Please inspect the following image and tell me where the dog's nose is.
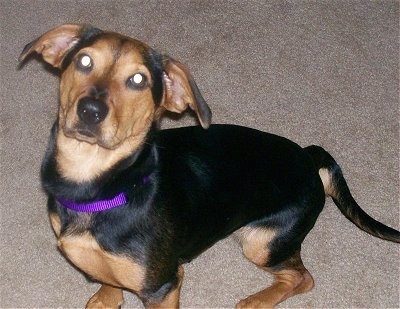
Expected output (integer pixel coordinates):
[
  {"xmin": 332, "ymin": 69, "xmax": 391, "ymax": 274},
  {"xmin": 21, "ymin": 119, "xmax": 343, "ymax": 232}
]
[{"xmin": 77, "ymin": 98, "xmax": 109, "ymax": 125}]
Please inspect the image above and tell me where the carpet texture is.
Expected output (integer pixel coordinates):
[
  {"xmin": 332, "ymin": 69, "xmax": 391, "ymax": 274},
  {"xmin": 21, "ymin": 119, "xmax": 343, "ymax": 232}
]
[{"xmin": 1, "ymin": 1, "xmax": 399, "ymax": 308}]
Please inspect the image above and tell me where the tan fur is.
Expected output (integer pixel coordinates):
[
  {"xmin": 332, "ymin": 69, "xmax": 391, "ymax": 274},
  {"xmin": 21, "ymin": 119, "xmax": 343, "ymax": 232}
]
[
  {"xmin": 55, "ymin": 129, "xmax": 150, "ymax": 183},
  {"xmin": 234, "ymin": 229, "xmax": 314, "ymax": 308},
  {"xmin": 58, "ymin": 36, "xmax": 154, "ymax": 147},
  {"xmin": 236, "ymin": 252, "xmax": 314, "ymax": 309},
  {"xmin": 55, "ymin": 37, "xmax": 156, "ymax": 182},
  {"xmin": 18, "ymin": 24, "xmax": 82, "ymax": 67},
  {"xmin": 234, "ymin": 226, "xmax": 276, "ymax": 267},
  {"xmin": 86, "ymin": 285, "xmax": 124, "ymax": 309},
  {"xmin": 58, "ymin": 232, "xmax": 146, "ymax": 294},
  {"xmin": 161, "ymin": 58, "xmax": 211, "ymax": 129},
  {"xmin": 236, "ymin": 269, "xmax": 314, "ymax": 308},
  {"xmin": 319, "ymin": 168, "xmax": 335, "ymax": 196}
]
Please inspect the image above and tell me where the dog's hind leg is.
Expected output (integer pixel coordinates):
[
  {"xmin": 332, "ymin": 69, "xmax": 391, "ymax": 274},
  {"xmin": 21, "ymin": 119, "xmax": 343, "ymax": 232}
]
[
  {"xmin": 86, "ymin": 284, "xmax": 124, "ymax": 309},
  {"xmin": 235, "ymin": 227, "xmax": 314, "ymax": 308},
  {"xmin": 237, "ymin": 250, "xmax": 313, "ymax": 308}
]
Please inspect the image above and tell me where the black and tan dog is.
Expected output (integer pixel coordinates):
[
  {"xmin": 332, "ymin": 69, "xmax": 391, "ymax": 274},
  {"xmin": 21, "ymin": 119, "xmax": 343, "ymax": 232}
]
[{"xmin": 19, "ymin": 24, "xmax": 399, "ymax": 308}]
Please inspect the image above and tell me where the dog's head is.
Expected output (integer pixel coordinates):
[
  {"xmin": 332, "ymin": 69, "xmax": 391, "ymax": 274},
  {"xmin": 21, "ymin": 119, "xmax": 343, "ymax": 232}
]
[{"xmin": 19, "ymin": 24, "xmax": 211, "ymax": 182}]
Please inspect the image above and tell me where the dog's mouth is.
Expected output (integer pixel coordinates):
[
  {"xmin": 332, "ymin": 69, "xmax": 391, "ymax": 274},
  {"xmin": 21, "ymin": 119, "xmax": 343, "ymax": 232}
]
[
  {"xmin": 77, "ymin": 129, "xmax": 96, "ymax": 138},
  {"xmin": 62, "ymin": 125, "xmax": 122, "ymax": 150},
  {"xmin": 63, "ymin": 126, "xmax": 99, "ymax": 145}
]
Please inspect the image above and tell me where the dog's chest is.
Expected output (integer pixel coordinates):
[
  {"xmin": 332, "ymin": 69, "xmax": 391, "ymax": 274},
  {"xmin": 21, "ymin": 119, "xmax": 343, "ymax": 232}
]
[
  {"xmin": 58, "ymin": 233, "xmax": 145, "ymax": 290},
  {"xmin": 51, "ymin": 212, "xmax": 146, "ymax": 293}
]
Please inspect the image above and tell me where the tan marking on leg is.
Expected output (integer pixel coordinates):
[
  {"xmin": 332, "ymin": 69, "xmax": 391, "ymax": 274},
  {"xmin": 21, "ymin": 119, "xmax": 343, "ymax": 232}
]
[
  {"xmin": 86, "ymin": 284, "xmax": 124, "ymax": 309},
  {"xmin": 58, "ymin": 232, "xmax": 145, "ymax": 294},
  {"xmin": 147, "ymin": 266, "xmax": 184, "ymax": 309},
  {"xmin": 49, "ymin": 212, "xmax": 61, "ymax": 237},
  {"xmin": 234, "ymin": 226, "xmax": 276, "ymax": 267},
  {"xmin": 236, "ymin": 251, "xmax": 314, "ymax": 309}
]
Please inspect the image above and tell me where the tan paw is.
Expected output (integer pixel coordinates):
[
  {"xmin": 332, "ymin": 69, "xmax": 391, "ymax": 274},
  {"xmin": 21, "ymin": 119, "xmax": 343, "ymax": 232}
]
[
  {"xmin": 236, "ymin": 295, "xmax": 274, "ymax": 309},
  {"xmin": 86, "ymin": 288, "xmax": 124, "ymax": 309}
]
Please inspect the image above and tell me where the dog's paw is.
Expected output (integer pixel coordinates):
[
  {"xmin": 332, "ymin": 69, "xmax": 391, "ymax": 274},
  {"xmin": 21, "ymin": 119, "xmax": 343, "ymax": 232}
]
[
  {"xmin": 86, "ymin": 287, "xmax": 124, "ymax": 309},
  {"xmin": 235, "ymin": 296, "xmax": 274, "ymax": 309}
]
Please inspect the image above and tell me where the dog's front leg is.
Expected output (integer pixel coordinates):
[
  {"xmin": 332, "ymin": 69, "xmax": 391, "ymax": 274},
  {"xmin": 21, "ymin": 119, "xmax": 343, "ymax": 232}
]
[
  {"xmin": 145, "ymin": 266, "xmax": 184, "ymax": 309},
  {"xmin": 86, "ymin": 284, "xmax": 124, "ymax": 309}
]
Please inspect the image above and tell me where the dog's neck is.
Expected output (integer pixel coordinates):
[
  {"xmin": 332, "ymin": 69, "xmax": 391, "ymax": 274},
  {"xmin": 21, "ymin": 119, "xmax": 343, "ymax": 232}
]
[
  {"xmin": 56, "ymin": 174, "xmax": 151, "ymax": 213},
  {"xmin": 41, "ymin": 123, "xmax": 158, "ymax": 203}
]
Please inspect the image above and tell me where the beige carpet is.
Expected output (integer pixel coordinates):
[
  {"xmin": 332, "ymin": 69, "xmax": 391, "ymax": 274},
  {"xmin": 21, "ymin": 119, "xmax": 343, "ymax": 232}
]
[{"xmin": 1, "ymin": 1, "xmax": 399, "ymax": 308}]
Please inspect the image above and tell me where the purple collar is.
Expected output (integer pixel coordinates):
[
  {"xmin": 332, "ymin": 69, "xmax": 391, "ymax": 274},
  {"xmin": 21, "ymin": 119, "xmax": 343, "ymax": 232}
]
[
  {"xmin": 57, "ymin": 192, "xmax": 128, "ymax": 212},
  {"xmin": 57, "ymin": 175, "xmax": 150, "ymax": 213}
]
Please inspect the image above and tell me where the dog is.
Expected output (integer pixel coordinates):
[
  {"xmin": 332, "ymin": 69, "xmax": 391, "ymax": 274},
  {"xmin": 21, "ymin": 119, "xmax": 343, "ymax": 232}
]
[{"xmin": 19, "ymin": 24, "xmax": 400, "ymax": 308}]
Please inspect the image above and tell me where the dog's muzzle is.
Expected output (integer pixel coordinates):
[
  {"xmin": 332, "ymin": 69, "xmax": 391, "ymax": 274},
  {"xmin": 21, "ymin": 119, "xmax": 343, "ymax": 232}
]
[{"xmin": 77, "ymin": 97, "xmax": 109, "ymax": 126}]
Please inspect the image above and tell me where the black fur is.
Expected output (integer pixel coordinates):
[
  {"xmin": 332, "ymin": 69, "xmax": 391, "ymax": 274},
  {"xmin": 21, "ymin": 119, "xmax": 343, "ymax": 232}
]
[
  {"xmin": 44, "ymin": 124, "xmax": 327, "ymax": 299},
  {"xmin": 144, "ymin": 49, "xmax": 164, "ymax": 105}
]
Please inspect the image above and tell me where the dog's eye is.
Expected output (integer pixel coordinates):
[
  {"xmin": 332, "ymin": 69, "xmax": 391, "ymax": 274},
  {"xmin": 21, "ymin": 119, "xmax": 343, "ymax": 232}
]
[
  {"xmin": 76, "ymin": 54, "xmax": 93, "ymax": 72},
  {"xmin": 127, "ymin": 73, "xmax": 148, "ymax": 90}
]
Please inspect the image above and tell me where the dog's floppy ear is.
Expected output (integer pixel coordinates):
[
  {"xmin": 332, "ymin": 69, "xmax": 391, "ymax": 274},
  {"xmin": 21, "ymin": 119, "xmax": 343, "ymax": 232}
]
[
  {"xmin": 161, "ymin": 57, "xmax": 212, "ymax": 129},
  {"xmin": 18, "ymin": 24, "xmax": 100, "ymax": 69}
]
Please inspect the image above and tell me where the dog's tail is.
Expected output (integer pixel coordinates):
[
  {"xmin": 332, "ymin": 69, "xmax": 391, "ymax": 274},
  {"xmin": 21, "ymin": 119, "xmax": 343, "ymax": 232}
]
[{"xmin": 304, "ymin": 145, "xmax": 400, "ymax": 243}]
